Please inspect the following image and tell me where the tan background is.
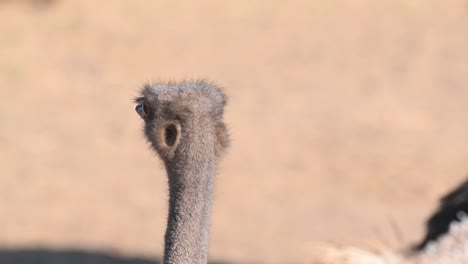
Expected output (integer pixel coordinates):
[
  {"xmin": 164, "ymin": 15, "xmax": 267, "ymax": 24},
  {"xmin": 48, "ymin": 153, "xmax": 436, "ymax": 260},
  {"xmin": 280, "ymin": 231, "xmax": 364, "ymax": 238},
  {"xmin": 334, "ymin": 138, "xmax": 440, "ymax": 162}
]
[{"xmin": 1, "ymin": 0, "xmax": 468, "ymax": 263}]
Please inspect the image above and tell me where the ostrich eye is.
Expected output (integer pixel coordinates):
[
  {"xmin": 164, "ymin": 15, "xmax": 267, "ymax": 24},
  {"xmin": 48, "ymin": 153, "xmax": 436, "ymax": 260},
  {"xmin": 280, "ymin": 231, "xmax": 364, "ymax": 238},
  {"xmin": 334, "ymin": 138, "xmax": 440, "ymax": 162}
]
[{"xmin": 135, "ymin": 103, "xmax": 148, "ymax": 118}]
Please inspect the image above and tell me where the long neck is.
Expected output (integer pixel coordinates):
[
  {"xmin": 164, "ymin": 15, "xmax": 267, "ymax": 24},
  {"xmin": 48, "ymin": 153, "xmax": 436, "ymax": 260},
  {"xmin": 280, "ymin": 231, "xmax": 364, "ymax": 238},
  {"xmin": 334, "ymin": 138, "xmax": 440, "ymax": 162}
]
[{"xmin": 163, "ymin": 123, "xmax": 217, "ymax": 264}]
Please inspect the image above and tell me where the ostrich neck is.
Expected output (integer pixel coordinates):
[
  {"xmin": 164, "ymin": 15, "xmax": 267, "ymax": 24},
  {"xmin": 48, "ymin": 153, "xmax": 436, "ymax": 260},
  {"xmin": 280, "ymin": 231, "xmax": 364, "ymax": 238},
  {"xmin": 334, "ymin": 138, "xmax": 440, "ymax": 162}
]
[{"xmin": 163, "ymin": 125, "xmax": 216, "ymax": 264}]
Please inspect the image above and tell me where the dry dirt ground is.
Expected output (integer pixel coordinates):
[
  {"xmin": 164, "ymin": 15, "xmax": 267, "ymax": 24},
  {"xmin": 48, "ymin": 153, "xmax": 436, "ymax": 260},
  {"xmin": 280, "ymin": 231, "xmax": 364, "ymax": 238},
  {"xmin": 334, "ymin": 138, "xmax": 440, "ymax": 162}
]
[{"xmin": 1, "ymin": 0, "xmax": 468, "ymax": 263}]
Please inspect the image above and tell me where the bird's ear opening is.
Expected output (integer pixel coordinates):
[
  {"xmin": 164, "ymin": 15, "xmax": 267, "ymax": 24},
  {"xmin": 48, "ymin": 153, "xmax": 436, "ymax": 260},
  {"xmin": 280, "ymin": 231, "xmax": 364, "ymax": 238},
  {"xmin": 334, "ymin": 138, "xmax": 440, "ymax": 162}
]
[{"xmin": 160, "ymin": 122, "xmax": 181, "ymax": 150}]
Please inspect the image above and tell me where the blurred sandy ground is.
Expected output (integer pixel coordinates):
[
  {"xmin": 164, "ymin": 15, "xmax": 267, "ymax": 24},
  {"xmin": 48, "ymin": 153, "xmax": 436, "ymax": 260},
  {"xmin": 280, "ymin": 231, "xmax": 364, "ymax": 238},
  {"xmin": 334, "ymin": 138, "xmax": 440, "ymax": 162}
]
[{"xmin": 1, "ymin": 0, "xmax": 468, "ymax": 263}]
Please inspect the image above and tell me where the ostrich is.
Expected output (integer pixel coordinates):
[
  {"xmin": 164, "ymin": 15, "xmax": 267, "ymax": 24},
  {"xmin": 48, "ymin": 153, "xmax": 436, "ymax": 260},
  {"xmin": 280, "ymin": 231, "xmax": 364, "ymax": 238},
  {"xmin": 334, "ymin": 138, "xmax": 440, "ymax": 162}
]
[
  {"xmin": 134, "ymin": 80, "xmax": 229, "ymax": 264},
  {"xmin": 133, "ymin": 80, "xmax": 468, "ymax": 263}
]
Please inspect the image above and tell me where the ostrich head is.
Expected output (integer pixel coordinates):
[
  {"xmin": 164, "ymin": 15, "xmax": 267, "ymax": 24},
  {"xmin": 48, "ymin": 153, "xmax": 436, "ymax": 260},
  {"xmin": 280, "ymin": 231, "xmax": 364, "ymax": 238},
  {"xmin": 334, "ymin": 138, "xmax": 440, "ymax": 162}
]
[{"xmin": 135, "ymin": 80, "xmax": 229, "ymax": 161}]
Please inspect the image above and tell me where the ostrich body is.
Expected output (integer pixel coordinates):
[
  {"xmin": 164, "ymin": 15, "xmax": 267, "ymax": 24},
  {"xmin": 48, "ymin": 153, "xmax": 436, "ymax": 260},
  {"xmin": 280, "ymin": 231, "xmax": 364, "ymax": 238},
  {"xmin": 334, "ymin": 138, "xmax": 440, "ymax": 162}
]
[
  {"xmin": 415, "ymin": 178, "xmax": 468, "ymax": 251},
  {"xmin": 135, "ymin": 80, "xmax": 229, "ymax": 264}
]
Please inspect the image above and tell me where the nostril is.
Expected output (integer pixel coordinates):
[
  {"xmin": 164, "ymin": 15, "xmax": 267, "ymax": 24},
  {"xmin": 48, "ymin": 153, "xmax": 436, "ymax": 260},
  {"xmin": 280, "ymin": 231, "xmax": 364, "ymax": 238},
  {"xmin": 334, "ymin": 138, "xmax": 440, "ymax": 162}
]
[{"xmin": 164, "ymin": 124, "xmax": 178, "ymax": 147}]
